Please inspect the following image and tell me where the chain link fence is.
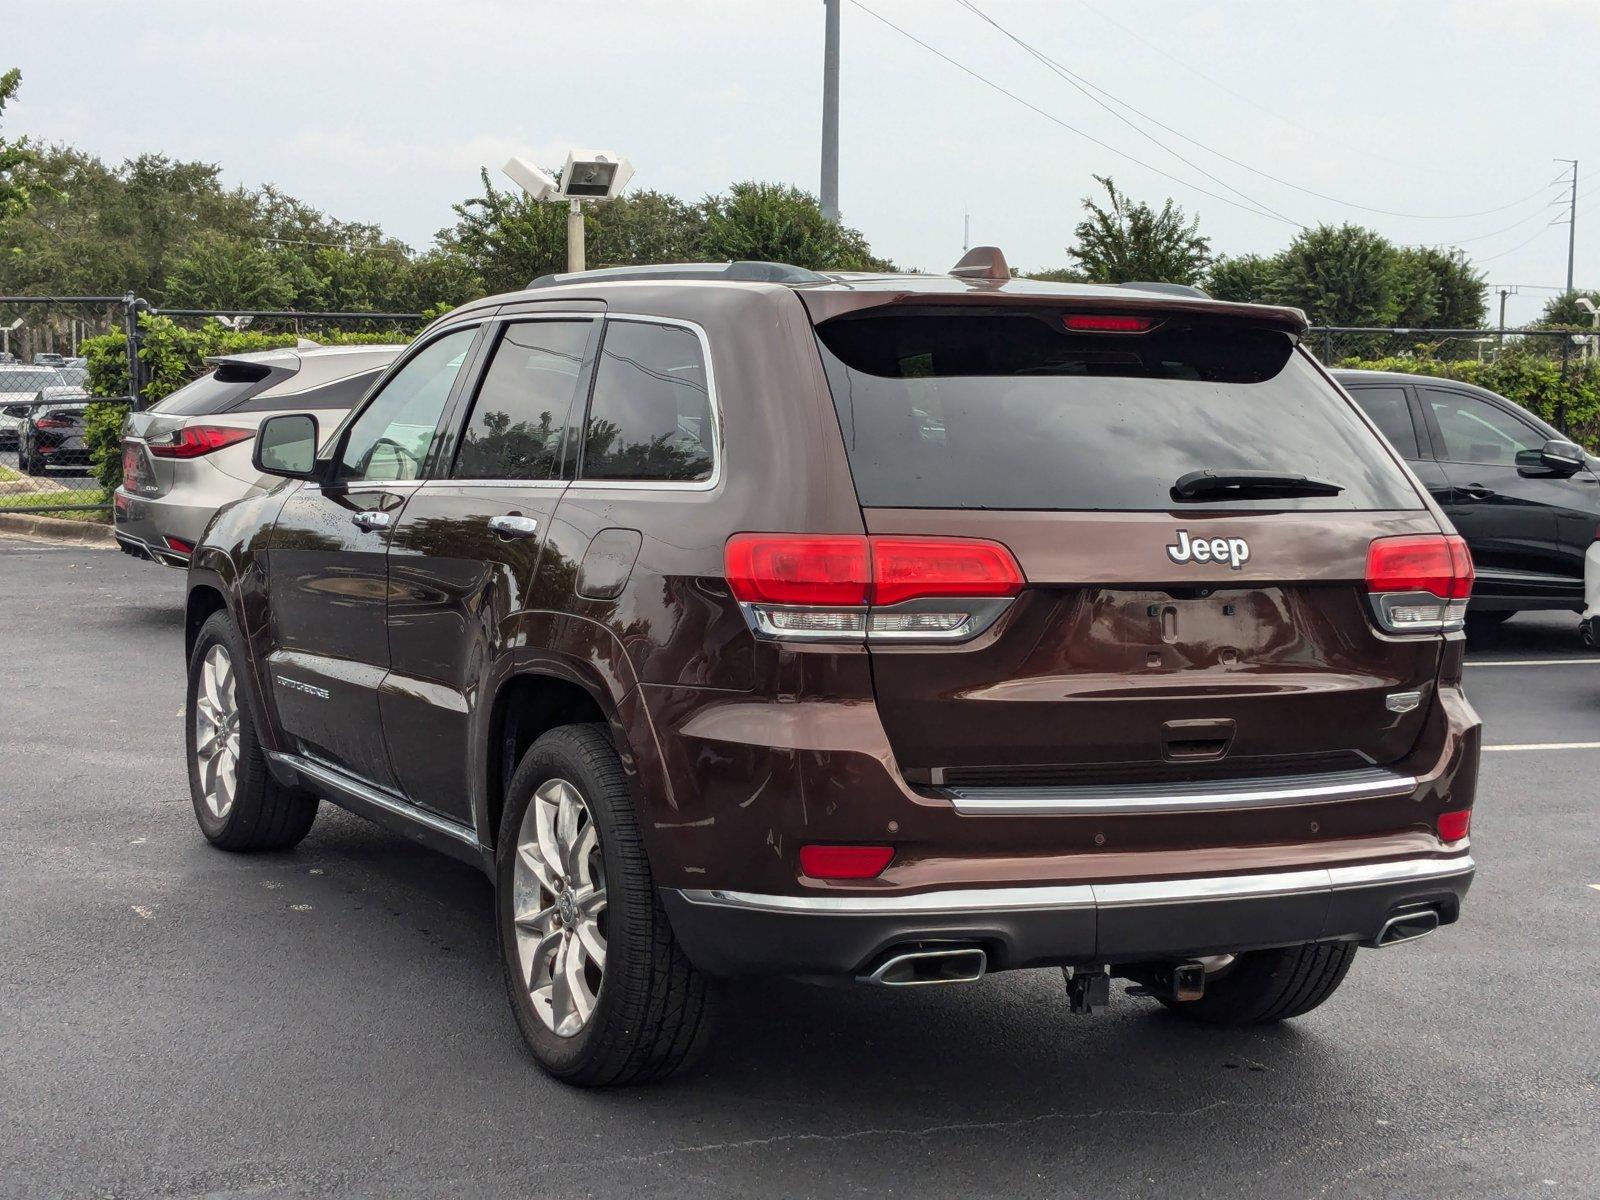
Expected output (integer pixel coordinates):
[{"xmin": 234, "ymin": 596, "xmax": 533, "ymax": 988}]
[
  {"xmin": 0, "ymin": 296, "xmax": 422, "ymax": 521},
  {"xmin": 1310, "ymin": 325, "xmax": 1596, "ymax": 368}
]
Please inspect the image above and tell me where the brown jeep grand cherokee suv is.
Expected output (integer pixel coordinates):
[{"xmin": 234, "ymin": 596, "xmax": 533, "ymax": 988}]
[{"xmin": 181, "ymin": 254, "xmax": 1479, "ymax": 1086}]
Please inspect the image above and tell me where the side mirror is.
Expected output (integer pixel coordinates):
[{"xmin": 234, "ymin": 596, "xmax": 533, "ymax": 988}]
[
  {"xmin": 254, "ymin": 413, "xmax": 321, "ymax": 480},
  {"xmin": 1516, "ymin": 438, "xmax": 1585, "ymax": 477}
]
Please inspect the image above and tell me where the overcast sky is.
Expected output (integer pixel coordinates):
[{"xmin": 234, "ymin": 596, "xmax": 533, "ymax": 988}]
[{"xmin": 8, "ymin": 0, "xmax": 1598, "ymax": 324}]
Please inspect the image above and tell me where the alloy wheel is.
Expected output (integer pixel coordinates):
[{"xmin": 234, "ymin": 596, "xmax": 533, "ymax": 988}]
[
  {"xmin": 512, "ymin": 777, "xmax": 608, "ymax": 1037},
  {"xmin": 193, "ymin": 643, "xmax": 241, "ymax": 819}
]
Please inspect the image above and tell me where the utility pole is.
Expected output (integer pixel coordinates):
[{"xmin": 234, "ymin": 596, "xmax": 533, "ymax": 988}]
[
  {"xmin": 821, "ymin": 0, "xmax": 840, "ymax": 222},
  {"xmin": 963, "ymin": 208, "xmax": 970, "ymax": 252},
  {"xmin": 1557, "ymin": 158, "xmax": 1578, "ymax": 294}
]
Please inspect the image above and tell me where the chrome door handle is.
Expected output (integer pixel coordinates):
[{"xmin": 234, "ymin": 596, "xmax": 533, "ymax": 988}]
[
  {"xmin": 351, "ymin": 510, "xmax": 393, "ymax": 532},
  {"xmin": 488, "ymin": 514, "xmax": 540, "ymax": 539}
]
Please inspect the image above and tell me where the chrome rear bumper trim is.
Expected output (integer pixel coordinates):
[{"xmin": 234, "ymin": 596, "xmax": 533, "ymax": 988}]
[
  {"xmin": 676, "ymin": 854, "xmax": 1474, "ymax": 917},
  {"xmin": 946, "ymin": 766, "xmax": 1418, "ymax": 816}
]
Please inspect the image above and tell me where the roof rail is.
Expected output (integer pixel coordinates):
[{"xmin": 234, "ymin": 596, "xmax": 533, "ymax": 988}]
[
  {"xmin": 1118, "ymin": 281, "xmax": 1211, "ymax": 299},
  {"xmin": 526, "ymin": 261, "xmax": 830, "ymax": 289}
]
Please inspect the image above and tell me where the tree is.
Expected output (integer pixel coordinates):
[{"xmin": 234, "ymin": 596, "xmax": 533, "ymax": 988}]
[
  {"xmin": 0, "ymin": 68, "xmax": 32, "ymax": 221},
  {"xmin": 1206, "ymin": 254, "xmax": 1277, "ymax": 303},
  {"xmin": 1022, "ymin": 266, "xmax": 1089, "ymax": 283},
  {"xmin": 1269, "ymin": 223, "xmax": 1400, "ymax": 326},
  {"xmin": 1392, "ymin": 246, "xmax": 1486, "ymax": 328},
  {"xmin": 700, "ymin": 182, "xmax": 891, "ymax": 270},
  {"xmin": 165, "ymin": 231, "xmax": 296, "ymax": 310},
  {"xmin": 1538, "ymin": 290, "xmax": 1600, "ymax": 328},
  {"xmin": 1066, "ymin": 176, "xmax": 1210, "ymax": 284}
]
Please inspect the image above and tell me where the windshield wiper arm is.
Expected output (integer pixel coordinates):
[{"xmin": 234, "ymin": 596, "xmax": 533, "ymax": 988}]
[{"xmin": 1171, "ymin": 469, "xmax": 1344, "ymax": 502}]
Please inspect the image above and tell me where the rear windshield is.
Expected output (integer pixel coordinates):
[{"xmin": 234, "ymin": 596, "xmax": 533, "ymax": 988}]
[
  {"xmin": 816, "ymin": 310, "xmax": 1421, "ymax": 512},
  {"xmin": 150, "ymin": 365, "xmax": 274, "ymax": 417}
]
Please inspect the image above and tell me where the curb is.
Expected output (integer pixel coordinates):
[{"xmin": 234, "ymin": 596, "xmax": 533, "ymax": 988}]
[{"xmin": 0, "ymin": 511, "xmax": 117, "ymax": 547}]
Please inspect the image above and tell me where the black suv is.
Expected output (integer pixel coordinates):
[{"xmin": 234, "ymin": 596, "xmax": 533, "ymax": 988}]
[
  {"xmin": 180, "ymin": 257, "xmax": 1479, "ymax": 1086},
  {"xmin": 1337, "ymin": 369, "xmax": 1599, "ymax": 630}
]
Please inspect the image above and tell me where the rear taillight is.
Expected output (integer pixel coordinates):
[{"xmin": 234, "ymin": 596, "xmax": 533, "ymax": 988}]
[
  {"xmin": 147, "ymin": 425, "xmax": 254, "ymax": 459},
  {"xmin": 799, "ymin": 844, "xmax": 894, "ymax": 880},
  {"xmin": 725, "ymin": 533, "xmax": 1024, "ymax": 644},
  {"xmin": 1365, "ymin": 534, "xmax": 1474, "ymax": 634},
  {"xmin": 35, "ymin": 416, "xmax": 71, "ymax": 430},
  {"xmin": 163, "ymin": 535, "xmax": 194, "ymax": 555}
]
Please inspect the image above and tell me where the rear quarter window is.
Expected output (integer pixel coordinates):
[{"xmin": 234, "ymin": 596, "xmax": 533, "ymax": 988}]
[
  {"xmin": 150, "ymin": 364, "xmax": 275, "ymax": 417},
  {"xmin": 816, "ymin": 309, "xmax": 1422, "ymax": 512}
]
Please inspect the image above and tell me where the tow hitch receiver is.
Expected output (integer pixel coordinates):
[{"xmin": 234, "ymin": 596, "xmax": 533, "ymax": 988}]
[
  {"xmin": 1063, "ymin": 965, "xmax": 1111, "ymax": 1014},
  {"xmin": 1125, "ymin": 961, "xmax": 1207, "ymax": 1002}
]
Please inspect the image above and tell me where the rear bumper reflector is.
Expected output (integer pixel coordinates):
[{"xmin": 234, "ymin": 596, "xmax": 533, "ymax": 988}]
[{"xmin": 941, "ymin": 765, "xmax": 1417, "ymax": 816}]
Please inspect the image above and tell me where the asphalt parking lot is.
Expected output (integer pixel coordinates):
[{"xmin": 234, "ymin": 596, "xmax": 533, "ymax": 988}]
[{"xmin": 2, "ymin": 534, "xmax": 1596, "ymax": 1200}]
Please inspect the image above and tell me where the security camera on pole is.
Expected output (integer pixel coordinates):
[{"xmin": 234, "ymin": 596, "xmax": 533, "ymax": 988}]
[{"xmin": 503, "ymin": 150, "xmax": 636, "ymax": 274}]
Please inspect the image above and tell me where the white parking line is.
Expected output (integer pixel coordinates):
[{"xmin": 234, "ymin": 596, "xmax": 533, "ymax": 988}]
[
  {"xmin": 1468, "ymin": 658, "xmax": 1600, "ymax": 667},
  {"xmin": 1588, "ymin": 884, "xmax": 1600, "ymax": 893},
  {"xmin": 1483, "ymin": 741, "xmax": 1600, "ymax": 752}
]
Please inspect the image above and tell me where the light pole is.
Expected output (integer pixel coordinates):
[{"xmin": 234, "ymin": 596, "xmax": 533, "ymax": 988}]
[
  {"xmin": 1576, "ymin": 297, "xmax": 1598, "ymax": 361},
  {"xmin": 821, "ymin": 0, "xmax": 840, "ymax": 221},
  {"xmin": 504, "ymin": 150, "xmax": 635, "ymax": 274}
]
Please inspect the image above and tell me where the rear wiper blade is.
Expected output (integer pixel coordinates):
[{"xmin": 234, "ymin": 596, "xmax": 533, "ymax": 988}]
[{"xmin": 1171, "ymin": 469, "xmax": 1344, "ymax": 501}]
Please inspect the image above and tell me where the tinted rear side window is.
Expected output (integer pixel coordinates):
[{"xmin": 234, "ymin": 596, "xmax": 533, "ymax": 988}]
[
  {"xmin": 150, "ymin": 365, "xmax": 274, "ymax": 417},
  {"xmin": 580, "ymin": 320, "xmax": 714, "ymax": 483},
  {"xmin": 816, "ymin": 311, "xmax": 1421, "ymax": 512},
  {"xmin": 1345, "ymin": 385, "xmax": 1421, "ymax": 459}
]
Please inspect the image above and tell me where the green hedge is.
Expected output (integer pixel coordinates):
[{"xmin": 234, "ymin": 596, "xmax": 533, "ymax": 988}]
[
  {"xmin": 82, "ymin": 315, "xmax": 413, "ymax": 492},
  {"xmin": 1336, "ymin": 351, "xmax": 1600, "ymax": 451}
]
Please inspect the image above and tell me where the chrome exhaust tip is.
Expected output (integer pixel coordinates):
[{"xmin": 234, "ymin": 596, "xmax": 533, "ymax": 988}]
[
  {"xmin": 859, "ymin": 947, "xmax": 987, "ymax": 987},
  {"xmin": 1368, "ymin": 907, "xmax": 1441, "ymax": 948}
]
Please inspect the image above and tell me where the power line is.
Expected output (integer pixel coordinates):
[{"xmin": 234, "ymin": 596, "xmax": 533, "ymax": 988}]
[
  {"xmin": 1072, "ymin": 0, "xmax": 1528, "ymax": 185},
  {"xmin": 1474, "ymin": 222, "xmax": 1562, "ymax": 264},
  {"xmin": 950, "ymin": 0, "xmax": 1299, "ymax": 225},
  {"xmin": 955, "ymin": 0, "xmax": 1558, "ymax": 223},
  {"xmin": 846, "ymin": 0, "xmax": 1299, "ymax": 226}
]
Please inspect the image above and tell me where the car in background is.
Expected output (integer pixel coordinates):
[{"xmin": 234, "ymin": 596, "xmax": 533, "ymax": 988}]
[
  {"xmin": 0, "ymin": 365, "xmax": 65, "ymax": 450},
  {"xmin": 54, "ymin": 362, "xmax": 89, "ymax": 388},
  {"xmin": 1335, "ymin": 369, "xmax": 1600, "ymax": 633},
  {"xmin": 17, "ymin": 386, "xmax": 91, "ymax": 475},
  {"xmin": 115, "ymin": 343, "xmax": 403, "ymax": 566},
  {"xmin": 31, "ymin": 352, "xmax": 66, "ymax": 368}
]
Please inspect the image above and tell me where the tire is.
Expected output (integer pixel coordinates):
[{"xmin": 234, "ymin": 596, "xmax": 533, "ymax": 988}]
[
  {"xmin": 24, "ymin": 447, "xmax": 45, "ymax": 476},
  {"xmin": 495, "ymin": 723, "xmax": 712, "ymax": 1086},
  {"xmin": 1156, "ymin": 940, "xmax": 1357, "ymax": 1026},
  {"xmin": 185, "ymin": 610, "xmax": 319, "ymax": 851},
  {"xmin": 1582, "ymin": 617, "xmax": 1598, "ymax": 649}
]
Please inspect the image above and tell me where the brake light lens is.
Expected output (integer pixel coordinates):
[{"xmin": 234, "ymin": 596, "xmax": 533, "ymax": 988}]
[
  {"xmin": 1365, "ymin": 534, "xmax": 1474, "ymax": 634},
  {"xmin": 163, "ymin": 535, "xmax": 194, "ymax": 555},
  {"xmin": 1062, "ymin": 313, "xmax": 1158, "ymax": 333},
  {"xmin": 35, "ymin": 416, "xmax": 72, "ymax": 430},
  {"xmin": 147, "ymin": 425, "xmax": 254, "ymax": 459},
  {"xmin": 726, "ymin": 534, "xmax": 1025, "ymax": 644},
  {"xmin": 725, "ymin": 535, "xmax": 870, "ymax": 606},
  {"xmin": 871, "ymin": 538, "xmax": 1025, "ymax": 606},
  {"xmin": 1437, "ymin": 809, "xmax": 1471, "ymax": 842},
  {"xmin": 799, "ymin": 844, "xmax": 895, "ymax": 880}
]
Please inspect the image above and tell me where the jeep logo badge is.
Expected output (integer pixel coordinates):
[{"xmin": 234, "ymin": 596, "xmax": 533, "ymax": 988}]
[{"xmin": 1166, "ymin": 530, "xmax": 1250, "ymax": 570}]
